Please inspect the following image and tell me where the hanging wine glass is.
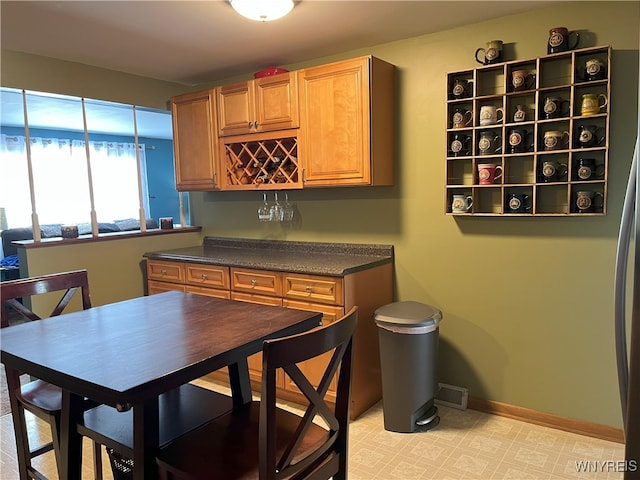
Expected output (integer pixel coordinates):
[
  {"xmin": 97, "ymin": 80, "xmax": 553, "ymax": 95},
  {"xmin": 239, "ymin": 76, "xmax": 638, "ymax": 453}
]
[
  {"xmin": 257, "ymin": 192, "xmax": 271, "ymax": 221},
  {"xmin": 269, "ymin": 192, "xmax": 284, "ymax": 222},
  {"xmin": 282, "ymin": 192, "xmax": 294, "ymax": 222}
]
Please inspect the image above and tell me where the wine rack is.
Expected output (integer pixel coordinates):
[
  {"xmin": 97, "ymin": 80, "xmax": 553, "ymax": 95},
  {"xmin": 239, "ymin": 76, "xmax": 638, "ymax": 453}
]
[{"xmin": 222, "ymin": 134, "xmax": 302, "ymax": 190}]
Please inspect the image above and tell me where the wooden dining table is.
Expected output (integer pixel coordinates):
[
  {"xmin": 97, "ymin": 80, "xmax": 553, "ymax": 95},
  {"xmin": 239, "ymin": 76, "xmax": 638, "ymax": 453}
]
[{"xmin": 0, "ymin": 290, "xmax": 322, "ymax": 479}]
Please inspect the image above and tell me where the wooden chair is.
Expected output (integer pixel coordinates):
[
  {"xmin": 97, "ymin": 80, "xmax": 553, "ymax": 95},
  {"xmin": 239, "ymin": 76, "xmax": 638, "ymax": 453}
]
[
  {"xmin": 155, "ymin": 306, "xmax": 358, "ymax": 480},
  {"xmin": 1, "ymin": 269, "xmax": 103, "ymax": 480}
]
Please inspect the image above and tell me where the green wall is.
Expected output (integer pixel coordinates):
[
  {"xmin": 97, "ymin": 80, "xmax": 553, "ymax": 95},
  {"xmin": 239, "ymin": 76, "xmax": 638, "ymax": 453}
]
[{"xmin": 3, "ymin": 2, "xmax": 638, "ymax": 429}]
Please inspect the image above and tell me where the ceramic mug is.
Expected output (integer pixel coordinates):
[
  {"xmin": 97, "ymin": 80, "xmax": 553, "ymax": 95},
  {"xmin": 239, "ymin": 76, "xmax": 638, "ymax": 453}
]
[
  {"xmin": 574, "ymin": 157, "xmax": 604, "ymax": 181},
  {"xmin": 547, "ymin": 27, "xmax": 579, "ymax": 54},
  {"xmin": 511, "ymin": 70, "xmax": 535, "ymax": 92},
  {"xmin": 451, "ymin": 108, "xmax": 473, "ymax": 128},
  {"xmin": 584, "ymin": 58, "xmax": 606, "ymax": 81},
  {"xmin": 543, "ymin": 97, "xmax": 570, "ymax": 119},
  {"xmin": 451, "ymin": 194, "xmax": 473, "ymax": 213},
  {"xmin": 575, "ymin": 125, "xmax": 606, "ymax": 148},
  {"xmin": 451, "ymin": 78, "xmax": 473, "ymax": 99},
  {"xmin": 477, "ymin": 163, "xmax": 503, "ymax": 185},
  {"xmin": 479, "ymin": 105, "xmax": 504, "ymax": 126},
  {"xmin": 477, "ymin": 131, "xmax": 502, "ymax": 155},
  {"xmin": 508, "ymin": 128, "xmax": 531, "ymax": 154},
  {"xmin": 543, "ymin": 130, "xmax": 570, "ymax": 151},
  {"xmin": 475, "ymin": 40, "xmax": 503, "ymax": 65},
  {"xmin": 450, "ymin": 133, "xmax": 472, "ymax": 156},
  {"xmin": 513, "ymin": 104, "xmax": 527, "ymax": 123},
  {"xmin": 506, "ymin": 193, "xmax": 531, "ymax": 213},
  {"xmin": 575, "ymin": 190, "xmax": 604, "ymax": 213},
  {"xmin": 541, "ymin": 160, "xmax": 568, "ymax": 182},
  {"xmin": 581, "ymin": 93, "xmax": 608, "ymax": 116}
]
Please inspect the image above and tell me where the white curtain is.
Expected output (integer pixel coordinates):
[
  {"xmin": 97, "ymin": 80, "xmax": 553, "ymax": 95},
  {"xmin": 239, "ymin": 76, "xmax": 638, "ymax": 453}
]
[{"xmin": 0, "ymin": 134, "xmax": 149, "ymax": 228}]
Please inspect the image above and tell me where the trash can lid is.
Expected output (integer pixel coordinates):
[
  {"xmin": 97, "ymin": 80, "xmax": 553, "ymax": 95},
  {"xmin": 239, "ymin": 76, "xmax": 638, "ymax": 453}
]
[{"xmin": 374, "ymin": 301, "xmax": 442, "ymax": 328}]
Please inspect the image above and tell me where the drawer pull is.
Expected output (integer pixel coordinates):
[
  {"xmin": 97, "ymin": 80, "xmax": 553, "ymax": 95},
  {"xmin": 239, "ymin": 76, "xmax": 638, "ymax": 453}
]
[
  {"xmin": 161, "ymin": 269, "xmax": 167, "ymax": 275},
  {"xmin": 305, "ymin": 285, "xmax": 312, "ymax": 293},
  {"xmin": 251, "ymin": 279, "xmax": 257, "ymax": 287},
  {"xmin": 201, "ymin": 273, "xmax": 207, "ymax": 280}
]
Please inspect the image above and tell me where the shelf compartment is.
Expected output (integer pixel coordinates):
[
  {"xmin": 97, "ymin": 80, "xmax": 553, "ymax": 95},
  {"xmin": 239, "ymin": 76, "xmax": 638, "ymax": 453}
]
[
  {"xmin": 475, "ymin": 187, "xmax": 503, "ymax": 214},
  {"xmin": 535, "ymin": 184, "xmax": 569, "ymax": 214},
  {"xmin": 446, "ymin": 159, "xmax": 474, "ymax": 186},
  {"xmin": 504, "ymin": 155, "xmax": 535, "ymax": 184}
]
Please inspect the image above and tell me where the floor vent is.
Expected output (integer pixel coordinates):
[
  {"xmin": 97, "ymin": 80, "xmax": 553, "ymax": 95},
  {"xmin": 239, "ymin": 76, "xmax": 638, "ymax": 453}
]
[{"xmin": 435, "ymin": 383, "xmax": 468, "ymax": 410}]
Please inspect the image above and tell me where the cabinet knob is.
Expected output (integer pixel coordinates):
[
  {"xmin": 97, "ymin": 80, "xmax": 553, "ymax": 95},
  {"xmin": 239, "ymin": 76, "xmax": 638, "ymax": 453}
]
[
  {"xmin": 160, "ymin": 269, "xmax": 167, "ymax": 275},
  {"xmin": 305, "ymin": 285, "xmax": 312, "ymax": 293},
  {"xmin": 201, "ymin": 273, "xmax": 207, "ymax": 280},
  {"xmin": 251, "ymin": 279, "xmax": 257, "ymax": 286},
  {"xmin": 247, "ymin": 121, "xmax": 254, "ymax": 129},
  {"xmin": 254, "ymin": 121, "xmax": 259, "ymax": 129}
]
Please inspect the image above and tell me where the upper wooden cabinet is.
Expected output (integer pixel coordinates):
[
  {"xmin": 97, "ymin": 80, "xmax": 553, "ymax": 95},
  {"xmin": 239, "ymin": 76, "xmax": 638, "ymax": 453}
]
[
  {"xmin": 217, "ymin": 72, "xmax": 299, "ymax": 137},
  {"xmin": 298, "ymin": 56, "xmax": 395, "ymax": 187},
  {"xmin": 170, "ymin": 89, "xmax": 219, "ymax": 191},
  {"xmin": 170, "ymin": 57, "xmax": 395, "ymax": 191}
]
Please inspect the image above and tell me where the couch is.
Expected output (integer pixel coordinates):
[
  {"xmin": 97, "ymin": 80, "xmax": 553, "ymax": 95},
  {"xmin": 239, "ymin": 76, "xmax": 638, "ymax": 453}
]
[{"xmin": 0, "ymin": 218, "xmax": 159, "ymax": 261}]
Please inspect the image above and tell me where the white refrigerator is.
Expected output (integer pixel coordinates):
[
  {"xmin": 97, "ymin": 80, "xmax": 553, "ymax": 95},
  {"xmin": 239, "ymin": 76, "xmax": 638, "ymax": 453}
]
[{"xmin": 614, "ymin": 49, "xmax": 640, "ymax": 478}]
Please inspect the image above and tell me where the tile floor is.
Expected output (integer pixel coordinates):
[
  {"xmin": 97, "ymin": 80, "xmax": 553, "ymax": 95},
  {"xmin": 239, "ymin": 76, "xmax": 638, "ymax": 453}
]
[{"xmin": 0, "ymin": 378, "xmax": 626, "ymax": 479}]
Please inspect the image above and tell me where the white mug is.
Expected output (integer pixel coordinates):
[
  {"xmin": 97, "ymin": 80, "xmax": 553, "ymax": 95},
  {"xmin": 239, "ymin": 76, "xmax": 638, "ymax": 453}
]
[
  {"xmin": 451, "ymin": 194, "xmax": 473, "ymax": 213},
  {"xmin": 479, "ymin": 105, "xmax": 504, "ymax": 126}
]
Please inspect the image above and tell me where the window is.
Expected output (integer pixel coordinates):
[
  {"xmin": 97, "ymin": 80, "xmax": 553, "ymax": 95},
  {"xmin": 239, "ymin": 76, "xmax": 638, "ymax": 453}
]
[{"xmin": 0, "ymin": 88, "xmax": 187, "ymax": 234}]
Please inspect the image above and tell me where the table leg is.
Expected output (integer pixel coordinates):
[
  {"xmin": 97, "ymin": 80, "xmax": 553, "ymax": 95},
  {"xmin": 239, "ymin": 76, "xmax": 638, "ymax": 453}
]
[
  {"xmin": 132, "ymin": 397, "xmax": 160, "ymax": 480},
  {"xmin": 60, "ymin": 390, "xmax": 84, "ymax": 480},
  {"xmin": 228, "ymin": 358, "xmax": 252, "ymax": 406}
]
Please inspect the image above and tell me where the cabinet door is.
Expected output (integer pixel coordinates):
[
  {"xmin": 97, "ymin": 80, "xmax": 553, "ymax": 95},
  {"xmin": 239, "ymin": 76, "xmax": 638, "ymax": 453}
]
[
  {"xmin": 170, "ymin": 90, "xmax": 219, "ymax": 191},
  {"xmin": 254, "ymin": 73, "xmax": 299, "ymax": 132},
  {"xmin": 282, "ymin": 300, "xmax": 345, "ymax": 401},
  {"xmin": 218, "ymin": 73, "xmax": 299, "ymax": 137},
  {"xmin": 299, "ymin": 56, "xmax": 394, "ymax": 187},
  {"xmin": 217, "ymin": 82, "xmax": 253, "ymax": 137}
]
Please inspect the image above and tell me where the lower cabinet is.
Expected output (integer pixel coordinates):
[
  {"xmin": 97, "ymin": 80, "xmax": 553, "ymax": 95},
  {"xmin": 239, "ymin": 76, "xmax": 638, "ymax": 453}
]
[{"xmin": 146, "ymin": 259, "xmax": 392, "ymax": 419}]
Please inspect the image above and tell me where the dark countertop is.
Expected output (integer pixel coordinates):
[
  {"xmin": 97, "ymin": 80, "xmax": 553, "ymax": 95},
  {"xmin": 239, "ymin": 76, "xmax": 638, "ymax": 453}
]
[{"xmin": 143, "ymin": 237, "xmax": 394, "ymax": 276}]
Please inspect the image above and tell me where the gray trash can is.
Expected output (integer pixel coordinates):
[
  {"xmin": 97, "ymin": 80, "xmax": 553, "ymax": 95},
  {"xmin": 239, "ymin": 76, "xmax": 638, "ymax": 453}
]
[{"xmin": 375, "ymin": 301, "xmax": 442, "ymax": 433}]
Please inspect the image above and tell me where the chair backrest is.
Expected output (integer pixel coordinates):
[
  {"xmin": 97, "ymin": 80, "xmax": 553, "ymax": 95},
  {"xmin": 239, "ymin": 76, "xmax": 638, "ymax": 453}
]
[
  {"xmin": 260, "ymin": 306, "xmax": 358, "ymax": 480},
  {"xmin": 1, "ymin": 269, "xmax": 92, "ymax": 327}
]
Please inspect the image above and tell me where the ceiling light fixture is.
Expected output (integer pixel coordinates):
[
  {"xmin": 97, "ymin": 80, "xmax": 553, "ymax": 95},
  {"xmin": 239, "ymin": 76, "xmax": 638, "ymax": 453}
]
[{"xmin": 230, "ymin": 0, "xmax": 295, "ymax": 22}]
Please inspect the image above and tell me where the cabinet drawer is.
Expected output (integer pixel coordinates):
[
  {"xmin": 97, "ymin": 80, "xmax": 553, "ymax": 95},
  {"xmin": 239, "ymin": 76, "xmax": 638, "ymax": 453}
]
[
  {"xmin": 148, "ymin": 280, "xmax": 185, "ymax": 295},
  {"xmin": 283, "ymin": 274, "xmax": 343, "ymax": 306},
  {"xmin": 282, "ymin": 299, "xmax": 344, "ymax": 326},
  {"xmin": 231, "ymin": 268, "xmax": 282, "ymax": 296},
  {"xmin": 147, "ymin": 260, "xmax": 185, "ymax": 284},
  {"xmin": 186, "ymin": 285, "xmax": 231, "ymax": 300},
  {"xmin": 231, "ymin": 291, "xmax": 283, "ymax": 306},
  {"xmin": 186, "ymin": 264, "xmax": 230, "ymax": 289}
]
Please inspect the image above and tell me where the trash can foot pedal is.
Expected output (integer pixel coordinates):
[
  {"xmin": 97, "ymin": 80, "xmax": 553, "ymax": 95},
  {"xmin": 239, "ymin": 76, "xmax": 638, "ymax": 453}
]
[{"xmin": 416, "ymin": 406, "xmax": 439, "ymax": 430}]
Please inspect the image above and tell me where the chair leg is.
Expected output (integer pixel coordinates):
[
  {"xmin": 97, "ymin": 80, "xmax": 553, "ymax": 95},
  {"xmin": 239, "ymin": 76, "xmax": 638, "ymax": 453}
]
[
  {"xmin": 6, "ymin": 369, "xmax": 32, "ymax": 480},
  {"xmin": 93, "ymin": 441, "xmax": 103, "ymax": 480},
  {"xmin": 50, "ymin": 411, "xmax": 63, "ymax": 478}
]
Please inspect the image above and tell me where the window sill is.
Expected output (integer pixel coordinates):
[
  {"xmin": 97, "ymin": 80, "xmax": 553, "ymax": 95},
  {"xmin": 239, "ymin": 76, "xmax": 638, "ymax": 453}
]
[{"xmin": 13, "ymin": 226, "xmax": 202, "ymax": 250}]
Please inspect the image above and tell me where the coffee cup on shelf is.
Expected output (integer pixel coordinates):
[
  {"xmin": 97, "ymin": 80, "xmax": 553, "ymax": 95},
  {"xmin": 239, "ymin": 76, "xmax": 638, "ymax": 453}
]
[
  {"xmin": 584, "ymin": 58, "xmax": 606, "ymax": 81},
  {"xmin": 506, "ymin": 193, "xmax": 531, "ymax": 213},
  {"xmin": 477, "ymin": 163, "xmax": 503, "ymax": 185},
  {"xmin": 547, "ymin": 27, "xmax": 579, "ymax": 54},
  {"xmin": 451, "ymin": 108, "xmax": 473, "ymax": 128},
  {"xmin": 477, "ymin": 131, "xmax": 502, "ymax": 156},
  {"xmin": 451, "ymin": 194, "xmax": 473, "ymax": 213},
  {"xmin": 475, "ymin": 40, "xmax": 503, "ymax": 65},
  {"xmin": 543, "ymin": 130, "xmax": 570, "ymax": 151},
  {"xmin": 511, "ymin": 70, "xmax": 535, "ymax": 92},
  {"xmin": 575, "ymin": 125, "xmax": 606, "ymax": 148}
]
